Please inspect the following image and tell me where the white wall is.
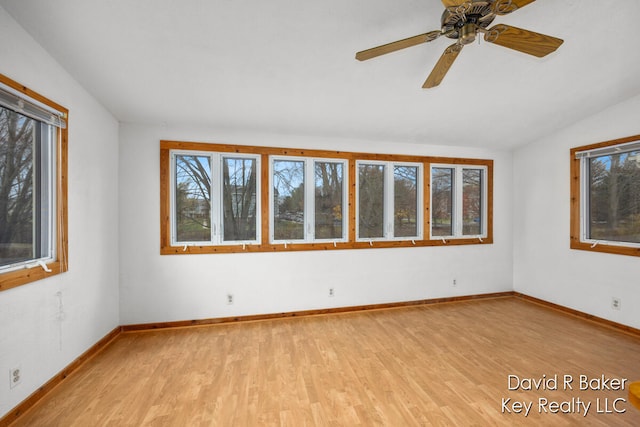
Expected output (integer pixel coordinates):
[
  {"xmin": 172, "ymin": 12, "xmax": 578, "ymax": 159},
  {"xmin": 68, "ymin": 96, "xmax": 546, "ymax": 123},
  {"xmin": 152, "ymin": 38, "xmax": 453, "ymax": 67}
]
[
  {"xmin": 119, "ymin": 123, "xmax": 513, "ymax": 324},
  {"xmin": 0, "ymin": 6, "xmax": 120, "ymax": 419},
  {"xmin": 514, "ymin": 94, "xmax": 640, "ymax": 329}
]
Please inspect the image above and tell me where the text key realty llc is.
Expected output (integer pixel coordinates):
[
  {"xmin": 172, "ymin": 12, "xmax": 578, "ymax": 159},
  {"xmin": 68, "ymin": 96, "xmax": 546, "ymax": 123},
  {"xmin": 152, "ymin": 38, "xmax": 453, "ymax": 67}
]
[{"xmin": 503, "ymin": 374, "xmax": 629, "ymax": 417}]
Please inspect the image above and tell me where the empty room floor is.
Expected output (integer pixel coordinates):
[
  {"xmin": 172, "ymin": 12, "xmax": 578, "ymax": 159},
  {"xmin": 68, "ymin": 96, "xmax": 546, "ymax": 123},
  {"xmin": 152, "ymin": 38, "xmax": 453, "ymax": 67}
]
[{"xmin": 10, "ymin": 297, "xmax": 640, "ymax": 426}]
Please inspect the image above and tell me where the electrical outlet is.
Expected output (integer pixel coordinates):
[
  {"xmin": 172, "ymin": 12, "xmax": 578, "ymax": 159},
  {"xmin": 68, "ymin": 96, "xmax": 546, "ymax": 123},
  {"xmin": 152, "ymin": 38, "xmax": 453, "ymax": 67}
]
[
  {"xmin": 453, "ymin": 279, "xmax": 457, "ymax": 287},
  {"xmin": 329, "ymin": 288, "xmax": 335, "ymax": 297},
  {"xmin": 227, "ymin": 294, "xmax": 234, "ymax": 305},
  {"xmin": 612, "ymin": 297, "xmax": 621, "ymax": 310},
  {"xmin": 10, "ymin": 367, "xmax": 21, "ymax": 389}
]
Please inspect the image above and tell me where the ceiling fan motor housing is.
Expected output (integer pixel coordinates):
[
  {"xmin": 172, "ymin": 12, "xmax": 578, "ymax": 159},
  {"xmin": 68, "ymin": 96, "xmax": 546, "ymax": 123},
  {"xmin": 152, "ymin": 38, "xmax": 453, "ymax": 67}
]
[{"xmin": 441, "ymin": 0, "xmax": 496, "ymax": 42}]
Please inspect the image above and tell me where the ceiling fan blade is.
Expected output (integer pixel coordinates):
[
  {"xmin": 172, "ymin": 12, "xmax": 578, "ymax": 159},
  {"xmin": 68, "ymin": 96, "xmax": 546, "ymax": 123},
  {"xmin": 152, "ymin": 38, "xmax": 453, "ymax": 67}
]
[
  {"xmin": 484, "ymin": 24, "xmax": 563, "ymax": 57},
  {"xmin": 355, "ymin": 31, "xmax": 442, "ymax": 61},
  {"xmin": 441, "ymin": 0, "xmax": 468, "ymax": 7},
  {"xmin": 493, "ymin": 0, "xmax": 536, "ymax": 15},
  {"xmin": 513, "ymin": 0, "xmax": 536, "ymax": 7},
  {"xmin": 423, "ymin": 43, "xmax": 463, "ymax": 89}
]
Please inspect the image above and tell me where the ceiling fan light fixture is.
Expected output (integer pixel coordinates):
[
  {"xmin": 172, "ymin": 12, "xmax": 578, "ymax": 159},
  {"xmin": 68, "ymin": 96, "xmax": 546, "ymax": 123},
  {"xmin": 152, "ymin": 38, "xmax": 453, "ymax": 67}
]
[{"xmin": 459, "ymin": 23, "xmax": 477, "ymax": 45}]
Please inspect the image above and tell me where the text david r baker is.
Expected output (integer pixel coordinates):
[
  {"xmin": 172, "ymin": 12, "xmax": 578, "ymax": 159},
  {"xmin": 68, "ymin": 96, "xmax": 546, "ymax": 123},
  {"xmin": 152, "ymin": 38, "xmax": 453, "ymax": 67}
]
[{"xmin": 508, "ymin": 374, "xmax": 627, "ymax": 391}]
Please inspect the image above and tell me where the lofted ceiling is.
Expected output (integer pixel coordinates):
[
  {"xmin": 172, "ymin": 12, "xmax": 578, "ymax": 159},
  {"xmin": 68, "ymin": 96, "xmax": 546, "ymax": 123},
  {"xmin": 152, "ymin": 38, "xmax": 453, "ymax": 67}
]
[{"xmin": 1, "ymin": 0, "xmax": 639, "ymax": 149}]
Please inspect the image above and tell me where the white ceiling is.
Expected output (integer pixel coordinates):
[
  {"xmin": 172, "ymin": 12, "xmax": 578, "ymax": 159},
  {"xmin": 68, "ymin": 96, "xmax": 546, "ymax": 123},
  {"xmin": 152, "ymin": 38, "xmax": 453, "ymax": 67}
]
[{"xmin": 2, "ymin": 0, "xmax": 639, "ymax": 149}]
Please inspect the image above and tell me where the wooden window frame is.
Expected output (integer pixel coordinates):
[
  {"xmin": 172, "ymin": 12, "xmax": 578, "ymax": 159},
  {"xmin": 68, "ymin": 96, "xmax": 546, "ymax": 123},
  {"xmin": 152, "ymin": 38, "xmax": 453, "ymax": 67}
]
[
  {"xmin": 0, "ymin": 73, "xmax": 69, "ymax": 291},
  {"xmin": 160, "ymin": 140, "xmax": 493, "ymax": 255},
  {"xmin": 570, "ymin": 134, "xmax": 640, "ymax": 257}
]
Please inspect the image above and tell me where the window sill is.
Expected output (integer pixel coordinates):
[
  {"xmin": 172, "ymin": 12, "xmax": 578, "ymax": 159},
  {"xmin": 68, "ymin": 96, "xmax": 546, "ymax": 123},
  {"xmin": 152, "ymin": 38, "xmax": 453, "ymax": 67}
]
[
  {"xmin": 0, "ymin": 260, "xmax": 66, "ymax": 291},
  {"xmin": 570, "ymin": 238, "xmax": 640, "ymax": 257},
  {"xmin": 160, "ymin": 237, "xmax": 492, "ymax": 255}
]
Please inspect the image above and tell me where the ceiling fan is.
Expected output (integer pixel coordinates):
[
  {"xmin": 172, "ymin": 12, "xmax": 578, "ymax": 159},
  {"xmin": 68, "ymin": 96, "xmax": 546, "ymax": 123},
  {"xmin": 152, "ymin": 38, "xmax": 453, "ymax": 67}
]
[{"xmin": 355, "ymin": 0, "xmax": 563, "ymax": 88}]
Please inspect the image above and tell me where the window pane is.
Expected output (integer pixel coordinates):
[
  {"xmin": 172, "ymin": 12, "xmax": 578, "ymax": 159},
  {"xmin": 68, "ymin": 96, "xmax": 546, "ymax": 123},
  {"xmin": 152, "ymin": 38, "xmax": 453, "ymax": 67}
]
[
  {"xmin": 358, "ymin": 164, "xmax": 385, "ymax": 238},
  {"xmin": 394, "ymin": 166, "xmax": 418, "ymax": 237},
  {"xmin": 432, "ymin": 168, "xmax": 453, "ymax": 237},
  {"xmin": 462, "ymin": 169, "xmax": 482, "ymax": 236},
  {"xmin": 0, "ymin": 107, "xmax": 37, "ymax": 267},
  {"xmin": 588, "ymin": 152, "xmax": 640, "ymax": 243},
  {"xmin": 223, "ymin": 157, "xmax": 257, "ymax": 241},
  {"xmin": 315, "ymin": 161, "xmax": 343, "ymax": 239},
  {"xmin": 175, "ymin": 155, "xmax": 211, "ymax": 242},
  {"xmin": 273, "ymin": 160, "xmax": 305, "ymax": 240}
]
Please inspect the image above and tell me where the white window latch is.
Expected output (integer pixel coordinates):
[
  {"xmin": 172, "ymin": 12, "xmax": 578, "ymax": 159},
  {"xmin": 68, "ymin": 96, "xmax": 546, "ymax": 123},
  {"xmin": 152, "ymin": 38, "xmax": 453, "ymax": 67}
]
[{"xmin": 38, "ymin": 260, "xmax": 52, "ymax": 273}]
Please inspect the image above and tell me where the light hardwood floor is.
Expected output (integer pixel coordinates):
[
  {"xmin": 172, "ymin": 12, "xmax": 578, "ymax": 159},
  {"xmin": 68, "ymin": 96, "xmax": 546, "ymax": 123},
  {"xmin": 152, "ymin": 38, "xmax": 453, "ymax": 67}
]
[{"xmin": 10, "ymin": 297, "xmax": 640, "ymax": 426}]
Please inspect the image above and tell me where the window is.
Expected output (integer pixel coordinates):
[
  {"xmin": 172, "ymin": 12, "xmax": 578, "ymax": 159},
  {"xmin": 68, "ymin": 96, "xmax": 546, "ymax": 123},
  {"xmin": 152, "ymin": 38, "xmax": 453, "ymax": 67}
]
[
  {"xmin": 431, "ymin": 164, "xmax": 487, "ymax": 239},
  {"xmin": 0, "ymin": 73, "xmax": 68, "ymax": 291},
  {"xmin": 223, "ymin": 157, "xmax": 259, "ymax": 242},
  {"xmin": 356, "ymin": 161, "xmax": 422, "ymax": 241},
  {"xmin": 314, "ymin": 160, "xmax": 346, "ymax": 240},
  {"xmin": 270, "ymin": 156, "xmax": 347, "ymax": 243},
  {"xmin": 171, "ymin": 151, "xmax": 260, "ymax": 246},
  {"xmin": 160, "ymin": 141, "xmax": 493, "ymax": 254},
  {"xmin": 571, "ymin": 135, "xmax": 640, "ymax": 256}
]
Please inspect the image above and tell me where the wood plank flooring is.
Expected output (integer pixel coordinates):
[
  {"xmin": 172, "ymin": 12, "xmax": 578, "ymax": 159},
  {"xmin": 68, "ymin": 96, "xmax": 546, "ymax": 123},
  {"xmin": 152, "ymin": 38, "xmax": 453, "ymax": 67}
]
[{"xmin": 10, "ymin": 297, "xmax": 640, "ymax": 426}]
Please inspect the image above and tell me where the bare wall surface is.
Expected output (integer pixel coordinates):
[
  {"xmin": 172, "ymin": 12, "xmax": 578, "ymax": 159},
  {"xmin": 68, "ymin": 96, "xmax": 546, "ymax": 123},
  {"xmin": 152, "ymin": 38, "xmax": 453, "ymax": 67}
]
[
  {"xmin": 513, "ymin": 93, "xmax": 640, "ymax": 330},
  {"xmin": 118, "ymin": 123, "xmax": 514, "ymax": 325},
  {"xmin": 0, "ymin": 6, "xmax": 120, "ymax": 419}
]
